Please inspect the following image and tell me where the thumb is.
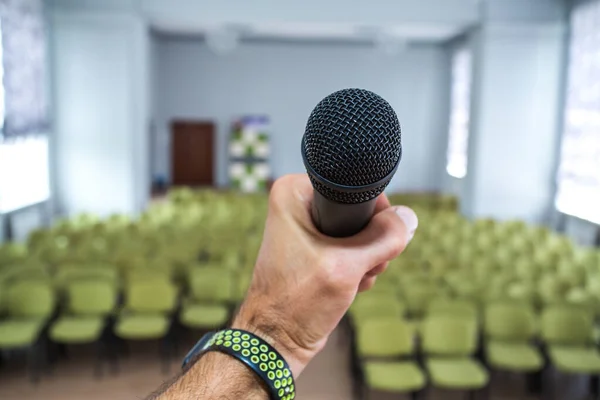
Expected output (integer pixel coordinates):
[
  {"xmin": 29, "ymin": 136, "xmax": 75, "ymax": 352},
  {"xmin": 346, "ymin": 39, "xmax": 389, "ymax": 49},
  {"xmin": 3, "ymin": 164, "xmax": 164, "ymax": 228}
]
[{"xmin": 343, "ymin": 205, "xmax": 418, "ymax": 275}]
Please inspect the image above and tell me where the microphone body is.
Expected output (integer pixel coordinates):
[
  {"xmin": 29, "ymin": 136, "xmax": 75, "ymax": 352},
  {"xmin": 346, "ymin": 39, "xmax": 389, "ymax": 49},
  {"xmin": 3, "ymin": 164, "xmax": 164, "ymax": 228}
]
[
  {"xmin": 311, "ymin": 191, "xmax": 377, "ymax": 237},
  {"xmin": 301, "ymin": 89, "xmax": 402, "ymax": 237}
]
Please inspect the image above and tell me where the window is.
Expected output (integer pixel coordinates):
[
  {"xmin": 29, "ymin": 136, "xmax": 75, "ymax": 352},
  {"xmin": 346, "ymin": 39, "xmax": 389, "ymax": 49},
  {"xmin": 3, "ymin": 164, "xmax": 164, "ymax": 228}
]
[
  {"xmin": 0, "ymin": 18, "xmax": 4, "ymax": 131},
  {"xmin": 555, "ymin": 0, "xmax": 600, "ymax": 224},
  {"xmin": 0, "ymin": 0, "xmax": 50, "ymax": 213},
  {"xmin": 0, "ymin": 136, "xmax": 50, "ymax": 213},
  {"xmin": 446, "ymin": 44, "xmax": 473, "ymax": 179}
]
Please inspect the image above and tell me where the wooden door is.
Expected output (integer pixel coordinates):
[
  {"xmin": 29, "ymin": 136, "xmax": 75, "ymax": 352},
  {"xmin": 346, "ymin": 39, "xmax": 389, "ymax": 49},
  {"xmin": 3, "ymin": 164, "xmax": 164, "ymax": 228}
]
[{"xmin": 171, "ymin": 121, "xmax": 215, "ymax": 187}]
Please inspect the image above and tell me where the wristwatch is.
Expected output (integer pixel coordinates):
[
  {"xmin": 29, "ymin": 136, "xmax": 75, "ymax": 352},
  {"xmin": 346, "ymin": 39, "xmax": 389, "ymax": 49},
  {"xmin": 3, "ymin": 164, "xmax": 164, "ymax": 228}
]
[{"xmin": 183, "ymin": 329, "xmax": 296, "ymax": 400}]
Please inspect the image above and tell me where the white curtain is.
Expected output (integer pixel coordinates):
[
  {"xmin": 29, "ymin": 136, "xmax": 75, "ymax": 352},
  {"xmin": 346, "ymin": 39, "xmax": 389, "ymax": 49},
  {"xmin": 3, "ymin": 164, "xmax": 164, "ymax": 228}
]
[
  {"xmin": 555, "ymin": 0, "xmax": 600, "ymax": 224},
  {"xmin": 0, "ymin": 0, "xmax": 48, "ymax": 139},
  {"xmin": 446, "ymin": 44, "xmax": 472, "ymax": 179}
]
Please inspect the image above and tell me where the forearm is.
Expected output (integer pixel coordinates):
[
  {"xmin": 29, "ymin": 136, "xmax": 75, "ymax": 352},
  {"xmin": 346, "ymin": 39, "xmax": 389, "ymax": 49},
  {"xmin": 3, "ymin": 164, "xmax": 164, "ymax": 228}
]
[{"xmin": 150, "ymin": 352, "xmax": 268, "ymax": 400}]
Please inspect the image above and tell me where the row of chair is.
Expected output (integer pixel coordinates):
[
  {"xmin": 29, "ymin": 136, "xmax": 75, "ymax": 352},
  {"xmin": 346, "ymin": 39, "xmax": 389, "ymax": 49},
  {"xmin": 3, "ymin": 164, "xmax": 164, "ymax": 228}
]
[
  {"xmin": 0, "ymin": 188, "xmax": 269, "ymax": 380},
  {"xmin": 0, "ymin": 265, "xmax": 242, "ymax": 381},
  {"xmin": 345, "ymin": 201, "xmax": 599, "ymax": 398},
  {"xmin": 352, "ymin": 302, "xmax": 600, "ymax": 399}
]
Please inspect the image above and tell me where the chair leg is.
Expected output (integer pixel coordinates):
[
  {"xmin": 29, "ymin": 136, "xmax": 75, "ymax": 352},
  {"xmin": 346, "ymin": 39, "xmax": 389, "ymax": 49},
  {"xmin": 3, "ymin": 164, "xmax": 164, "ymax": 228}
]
[
  {"xmin": 108, "ymin": 334, "xmax": 119, "ymax": 375},
  {"xmin": 28, "ymin": 343, "xmax": 41, "ymax": 384},
  {"xmin": 527, "ymin": 369, "xmax": 544, "ymax": 394},
  {"xmin": 546, "ymin": 368, "xmax": 556, "ymax": 400},
  {"xmin": 57, "ymin": 342, "xmax": 68, "ymax": 359},
  {"xmin": 591, "ymin": 375, "xmax": 599, "ymax": 399},
  {"xmin": 119, "ymin": 337, "xmax": 130, "ymax": 358},
  {"xmin": 94, "ymin": 340, "xmax": 105, "ymax": 379},
  {"xmin": 39, "ymin": 336, "xmax": 50, "ymax": 378},
  {"xmin": 160, "ymin": 337, "xmax": 171, "ymax": 375}
]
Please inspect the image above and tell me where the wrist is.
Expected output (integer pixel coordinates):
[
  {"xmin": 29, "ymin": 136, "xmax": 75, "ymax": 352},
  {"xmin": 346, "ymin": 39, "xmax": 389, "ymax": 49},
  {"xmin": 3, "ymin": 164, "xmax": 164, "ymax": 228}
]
[
  {"xmin": 232, "ymin": 301, "xmax": 320, "ymax": 378},
  {"xmin": 197, "ymin": 352, "xmax": 269, "ymax": 399}
]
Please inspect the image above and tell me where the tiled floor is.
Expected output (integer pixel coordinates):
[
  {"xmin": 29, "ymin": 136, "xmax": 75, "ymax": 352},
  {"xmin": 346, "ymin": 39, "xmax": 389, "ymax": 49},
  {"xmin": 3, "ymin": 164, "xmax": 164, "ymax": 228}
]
[{"xmin": 0, "ymin": 326, "xmax": 593, "ymax": 399}]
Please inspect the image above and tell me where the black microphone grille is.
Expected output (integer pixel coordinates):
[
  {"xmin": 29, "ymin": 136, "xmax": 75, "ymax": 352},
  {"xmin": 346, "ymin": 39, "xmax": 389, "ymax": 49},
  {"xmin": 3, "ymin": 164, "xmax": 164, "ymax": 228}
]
[{"xmin": 302, "ymin": 88, "xmax": 402, "ymax": 204}]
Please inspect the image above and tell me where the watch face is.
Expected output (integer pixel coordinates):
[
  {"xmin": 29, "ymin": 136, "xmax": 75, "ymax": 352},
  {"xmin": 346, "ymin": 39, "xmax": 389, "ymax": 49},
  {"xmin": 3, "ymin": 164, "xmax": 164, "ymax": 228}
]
[{"xmin": 182, "ymin": 332, "xmax": 215, "ymax": 368}]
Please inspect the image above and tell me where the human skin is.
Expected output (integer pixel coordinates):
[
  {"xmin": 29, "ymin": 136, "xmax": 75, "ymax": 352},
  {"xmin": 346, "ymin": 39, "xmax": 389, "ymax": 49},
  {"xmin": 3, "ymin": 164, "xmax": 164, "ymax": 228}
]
[{"xmin": 148, "ymin": 174, "xmax": 418, "ymax": 400}]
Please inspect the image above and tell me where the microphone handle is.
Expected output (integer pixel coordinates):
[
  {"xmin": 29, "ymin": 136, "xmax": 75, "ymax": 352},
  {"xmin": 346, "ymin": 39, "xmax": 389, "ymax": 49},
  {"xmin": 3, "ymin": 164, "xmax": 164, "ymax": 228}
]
[{"xmin": 311, "ymin": 190, "xmax": 377, "ymax": 237}]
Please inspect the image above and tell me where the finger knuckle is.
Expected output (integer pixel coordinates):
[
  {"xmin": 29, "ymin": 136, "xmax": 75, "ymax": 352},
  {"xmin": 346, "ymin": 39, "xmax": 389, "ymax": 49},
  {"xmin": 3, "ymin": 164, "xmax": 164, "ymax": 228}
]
[
  {"xmin": 384, "ymin": 218, "xmax": 409, "ymax": 258},
  {"xmin": 318, "ymin": 257, "xmax": 346, "ymax": 293},
  {"xmin": 268, "ymin": 176, "xmax": 293, "ymax": 212}
]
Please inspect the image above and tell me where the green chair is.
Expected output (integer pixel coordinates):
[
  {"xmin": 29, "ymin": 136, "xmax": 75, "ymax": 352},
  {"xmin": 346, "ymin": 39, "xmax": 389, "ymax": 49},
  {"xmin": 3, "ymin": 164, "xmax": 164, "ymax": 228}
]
[
  {"xmin": 356, "ymin": 318, "xmax": 426, "ymax": 399},
  {"xmin": 233, "ymin": 272, "xmax": 253, "ymax": 303},
  {"xmin": 0, "ymin": 279, "xmax": 56, "ymax": 382},
  {"xmin": 114, "ymin": 279, "xmax": 178, "ymax": 373},
  {"xmin": 403, "ymin": 282, "xmax": 438, "ymax": 319},
  {"xmin": 179, "ymin": 267, "xmax": 234, "ymax": 331},
  {"xmin": 484, "ymin": 303, "xmax": 543, "ymax": 393},
  {"xmin": 368, "ymin": 277, "xmax": 399, "ymax": 295},
  {"xmin": 49, "ymin": 278, "xmax": 118, "ymax": 376},
  {"xmin": 538, "ymin": 274, "xmax": 569, "ymax": 306},
  {"xmin": 0, "ymin": 263, "xmax": 50, "ymax": 284},
  {"xmin": 54, "ymin": 265, "xmax": 119, "ymax": 289},
  {"xmin": 0, "ymin": 242, "xmax": 27, "ymax": 266},
  {"xmin": 506, "ymin": 281, "xmax": 538, "ymax": 306},
  {"xmin": 350, "ymin": 292, "xmax": 405, "ymax": 323},
  {"xmin": 422, "ymin": 316, "xmax": 489, "ymax": 396},
  {"xmin": 541, "ymin": 306, "xmax": 600, "ymax": 398},
  {"xmin": 427, "ymin": 298, "xmax": 478, "ymax": 322}
]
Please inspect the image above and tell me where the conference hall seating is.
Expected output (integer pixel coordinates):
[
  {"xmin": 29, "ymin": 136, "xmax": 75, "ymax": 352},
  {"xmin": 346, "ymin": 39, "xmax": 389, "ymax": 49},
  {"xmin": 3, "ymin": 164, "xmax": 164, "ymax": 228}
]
[{"xmin": 0, "ymin": 188, "xmax": 598, "ymax": 400}]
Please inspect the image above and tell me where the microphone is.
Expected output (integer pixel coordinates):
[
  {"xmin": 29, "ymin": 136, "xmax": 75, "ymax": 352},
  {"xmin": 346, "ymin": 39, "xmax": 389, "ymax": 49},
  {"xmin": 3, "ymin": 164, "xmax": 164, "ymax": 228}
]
[{"xmin": 301, "ymin": 88, "xmax": 402, "ymax": 237}]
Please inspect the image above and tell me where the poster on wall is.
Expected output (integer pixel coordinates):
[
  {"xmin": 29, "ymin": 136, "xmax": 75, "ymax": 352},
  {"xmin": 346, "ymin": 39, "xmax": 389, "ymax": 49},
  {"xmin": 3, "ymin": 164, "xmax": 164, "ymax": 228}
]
[{"xmin": 229, "ymin": 116, "xmax": 271, "ymax": 192}]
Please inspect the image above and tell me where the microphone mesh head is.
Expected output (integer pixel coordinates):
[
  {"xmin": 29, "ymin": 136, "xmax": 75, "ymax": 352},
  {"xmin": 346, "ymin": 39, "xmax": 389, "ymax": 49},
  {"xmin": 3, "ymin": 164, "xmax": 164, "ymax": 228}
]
[{"xmin": 303, "ymin": 88, "xmax": 402, "ymax": 204}]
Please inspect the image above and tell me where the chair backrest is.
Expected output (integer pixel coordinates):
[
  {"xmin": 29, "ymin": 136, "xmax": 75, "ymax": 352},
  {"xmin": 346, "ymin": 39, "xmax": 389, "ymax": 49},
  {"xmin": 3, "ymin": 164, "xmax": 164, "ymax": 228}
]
[
  {"xmin": 0, "ymin": 243, "xmax": 27, "ymax": 265},
  {"xmin": 541, "ymin": 306, "xmax": 593, "ymax": 346},
  {"xmin": 55, "ymin": 265, "xmax": 118, "ymax": 286},
  {"xmin": 125, "ymin": 268, "xmax": 172, "ymax": 283},
  {"xmin": 350, "ymin": 293, "xmax": 404, "ymax": 320},
  {"xmin": 189, "ymin": 267, "xmax": 234, "ymax": 302},
  {"xmin": 0, "ymin": 263, "xmax": 50, "ymax": 283},
  {"xmin": 235, "ymin": 272, "xmax": 253, "ymax": 302},
  {"xmin": 4, "ymin": 279, "xmax": 55, "ymax": 318},
  {"xmin": 484, "ymin": 303, "xmax": 536, "ymax": 341},
  {"xmin": 428, "ymin": 298, "xmax": 478, "ymax": 321},
  {"xmin": 422, "ymin": 316, "xmax": 478, "ymax": 357},
  {"xmin": 66, "ymin": 279, "xmax": 117, "ymax": 316},
  {"xmin": 404, "ymin": 283, "xmax": 437, "ymax": 317},
  {"xmin": 125, "ymin": 280, "xmax": 178, "ymax": 313},
  {"xmin": 369, "ymin": 278, "xmax": 398, "ymax": 295},
  {"xmin": 356, "ymin": 318, "xmax": 414, "ymax": 357},
  {"xmin": 538, "ymin": 275, "xmax": 569, "ymax": 304}
]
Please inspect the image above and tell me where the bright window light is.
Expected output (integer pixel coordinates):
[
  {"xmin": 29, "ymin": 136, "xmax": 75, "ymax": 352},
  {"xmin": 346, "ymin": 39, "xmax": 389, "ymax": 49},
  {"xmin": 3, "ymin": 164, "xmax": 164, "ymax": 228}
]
[
  {"xmin": 0, "ymin": 18, "xmax": 4, "ymax": 131},
  {"xmin": 0, "ymin": 135, "xmax": 50, "ymax": 213},
  {"xmin": 555, "ymin": 0, "xmax": 600, "ymax": 224},
  {"xmin": 446, "ymin": 45, "xmax": 472, "ymax": 179}
]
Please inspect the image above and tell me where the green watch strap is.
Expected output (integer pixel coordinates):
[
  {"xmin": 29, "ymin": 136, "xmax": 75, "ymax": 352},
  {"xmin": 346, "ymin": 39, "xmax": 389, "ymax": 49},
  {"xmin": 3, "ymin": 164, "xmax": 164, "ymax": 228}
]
[{"xmin": 183, "ymin": 329, "xmax": 296, "ymax": 400}]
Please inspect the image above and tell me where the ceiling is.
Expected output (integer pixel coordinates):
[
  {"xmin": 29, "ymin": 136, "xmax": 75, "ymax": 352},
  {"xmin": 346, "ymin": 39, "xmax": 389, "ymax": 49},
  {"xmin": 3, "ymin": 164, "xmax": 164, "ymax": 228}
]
[{"xmin": 152, "ymin": 21, "xmax": 470, "ymax": 44}]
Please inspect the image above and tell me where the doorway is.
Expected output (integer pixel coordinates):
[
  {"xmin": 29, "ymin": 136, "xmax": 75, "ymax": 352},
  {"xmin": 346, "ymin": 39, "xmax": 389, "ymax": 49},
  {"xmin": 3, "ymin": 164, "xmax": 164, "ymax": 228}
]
[{"xmin": 171, "ymin": 120, "xmax": 215, "ymax": 187}]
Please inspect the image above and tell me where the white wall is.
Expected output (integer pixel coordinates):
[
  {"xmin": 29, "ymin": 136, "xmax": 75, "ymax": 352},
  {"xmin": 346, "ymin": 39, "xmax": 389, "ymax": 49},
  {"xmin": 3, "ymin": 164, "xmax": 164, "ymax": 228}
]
[
  {"xmin": 49, "ymin": 0, "xmax": 479, "ymax": 28},
  {"xmin": 484, "ymin": 0, "xmax": 567, "ymax": 23},
  {"xmin": 465, "ymin": 24, "xmax": 566, "ymax": 223},
  {"xmin": 155, "ymin": 39, "xmax": 450, "ymax": 192},
  {"xmin": 52, "ymin": 12, "xmax": 150, "ymax": 217}
]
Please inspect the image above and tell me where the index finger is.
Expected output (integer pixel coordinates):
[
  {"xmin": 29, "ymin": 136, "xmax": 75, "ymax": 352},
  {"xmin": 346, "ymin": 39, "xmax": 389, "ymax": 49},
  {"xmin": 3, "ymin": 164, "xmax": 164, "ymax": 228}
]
[{"xmin": 374, "ymin": 193, "xmax": 392, "ymax": 214}]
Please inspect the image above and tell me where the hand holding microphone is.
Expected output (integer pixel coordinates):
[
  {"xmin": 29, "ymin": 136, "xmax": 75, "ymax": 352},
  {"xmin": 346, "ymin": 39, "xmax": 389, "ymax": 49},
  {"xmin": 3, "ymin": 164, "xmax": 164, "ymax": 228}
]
[
  {"xmin": 234, "ymin": 89, "xmax": 416, "ymax": 377},
  {"xmin": 233, "ymin": 175, "xmax": 417, "ymax": 378},
  {"xmin": 157, "ymin": 90, "xmax": 417, "ymax": 400}
]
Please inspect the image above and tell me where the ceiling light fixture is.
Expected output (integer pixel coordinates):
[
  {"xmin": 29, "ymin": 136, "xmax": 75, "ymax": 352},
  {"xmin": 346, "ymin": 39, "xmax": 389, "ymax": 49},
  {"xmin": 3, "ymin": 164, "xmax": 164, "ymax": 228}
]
[
  {"xmin": 374, "ymin": 30, "xmax": 408, "ymax": 56},
  {"xmin": 206, "ymin": 26, "xmax": 240, "ymax": 55}
]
